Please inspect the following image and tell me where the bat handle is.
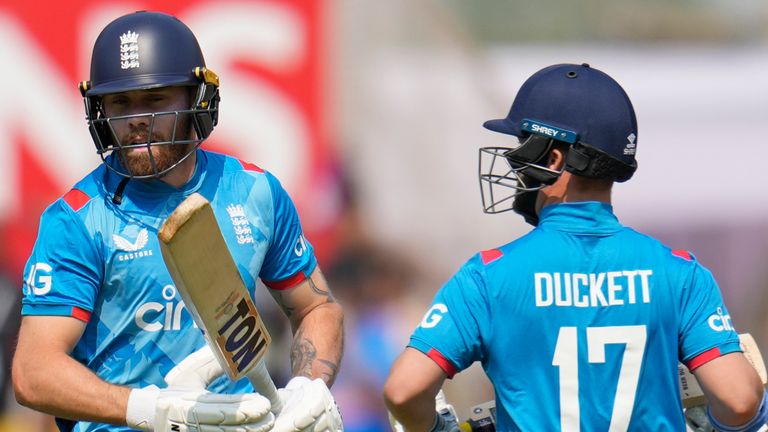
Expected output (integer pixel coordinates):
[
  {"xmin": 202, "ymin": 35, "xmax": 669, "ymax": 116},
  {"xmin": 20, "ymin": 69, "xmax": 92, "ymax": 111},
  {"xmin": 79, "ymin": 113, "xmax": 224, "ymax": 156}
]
[{"xmin": 247, "ymin": 359, "xmax": 284, "ymax": 414}]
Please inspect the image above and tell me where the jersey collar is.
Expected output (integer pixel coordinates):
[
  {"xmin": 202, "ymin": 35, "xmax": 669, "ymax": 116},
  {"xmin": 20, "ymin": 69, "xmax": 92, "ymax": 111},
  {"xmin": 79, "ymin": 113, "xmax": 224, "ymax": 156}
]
[{"xmin": 537, "ymin": 201, "xmax": 622, "ymax": 234}]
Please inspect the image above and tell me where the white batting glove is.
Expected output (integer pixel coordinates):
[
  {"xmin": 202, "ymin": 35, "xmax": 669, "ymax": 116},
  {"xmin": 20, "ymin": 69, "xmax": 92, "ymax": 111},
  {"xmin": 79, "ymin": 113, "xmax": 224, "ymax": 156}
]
[
  {"xmin": 125, "ymin": 346, "xmax": 275, "ymax": 432},
  {"xmin": 272, "ymin": 377, "xmax": 343, "ymax": 432}
]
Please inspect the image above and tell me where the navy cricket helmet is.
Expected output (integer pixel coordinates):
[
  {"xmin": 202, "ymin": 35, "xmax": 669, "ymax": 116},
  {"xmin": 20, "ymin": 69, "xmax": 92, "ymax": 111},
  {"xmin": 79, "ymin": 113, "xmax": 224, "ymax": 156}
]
[
  {"xmin": 79, "ymin": 11, "xmax": 220, "ymax": 179},
  {"xmin": 478, "ymin": 63, "xmax": 638, "ymax": 218}
]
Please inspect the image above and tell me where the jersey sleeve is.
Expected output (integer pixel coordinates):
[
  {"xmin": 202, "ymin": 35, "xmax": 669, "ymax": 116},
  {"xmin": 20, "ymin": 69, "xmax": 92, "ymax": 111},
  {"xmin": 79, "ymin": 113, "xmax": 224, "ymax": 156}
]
[
  {"xmin": 21, "ymin": 199, "xmax": 102, "ymax": 321},
  {"xmin": 677, "ymin": 253, "xmax": 741, "ymax": 369},
  {"xmin": 408, "ymin": 260, "xmax": 490, "ymax": 377},
  {"xmin": 259, "ymin": 172, "xmax": 317, "ymax": 288}
]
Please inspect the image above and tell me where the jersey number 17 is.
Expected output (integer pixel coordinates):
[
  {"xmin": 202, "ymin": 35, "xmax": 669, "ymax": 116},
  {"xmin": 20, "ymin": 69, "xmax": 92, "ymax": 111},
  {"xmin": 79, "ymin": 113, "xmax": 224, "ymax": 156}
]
[{"xmin": 552, "ymin": 325, "xmax": 647, "ymax": 432}]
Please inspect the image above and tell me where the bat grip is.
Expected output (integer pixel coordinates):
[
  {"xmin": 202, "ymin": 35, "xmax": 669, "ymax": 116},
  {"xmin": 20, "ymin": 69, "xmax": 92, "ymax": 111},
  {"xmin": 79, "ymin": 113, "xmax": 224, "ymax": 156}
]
[{"xmin": 247, "ymin": 359, "xmax": 284, "ymax": 414}]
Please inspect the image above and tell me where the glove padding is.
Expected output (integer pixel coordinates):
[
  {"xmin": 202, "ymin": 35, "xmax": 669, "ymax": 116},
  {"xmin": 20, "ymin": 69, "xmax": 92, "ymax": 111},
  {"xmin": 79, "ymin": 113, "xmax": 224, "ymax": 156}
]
[
  {"xmin": 429, "ymin": 411, "xmax": 460, "ymax": 432},
  {"xmin": 273, "ymin": 377, "xmax": 343, "ymax": 432},
  {"xmin": 685, "ymin": 406, "xmax": 715, "ymax": 432},
  {"xmin": 126, "ymin": 346, "xmax": 274, "ymax": 432}
]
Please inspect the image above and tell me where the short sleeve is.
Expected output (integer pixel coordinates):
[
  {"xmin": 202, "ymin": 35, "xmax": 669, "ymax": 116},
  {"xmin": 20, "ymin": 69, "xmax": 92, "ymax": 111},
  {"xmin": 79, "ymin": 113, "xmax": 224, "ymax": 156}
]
[
  {"xmin": 408, "ymin": 262, "xmax": 490, "ymax": 377},
  {"xmin": 21, "ymin": 200, "xmax": 102, "ymax": 321},
  {"xmin": 678, "ymin": 256, "xmax": 741, "ymax": 369},
  {"xmin": 259, "ymin": 172, "xmax": 317, "ymax": 288}
]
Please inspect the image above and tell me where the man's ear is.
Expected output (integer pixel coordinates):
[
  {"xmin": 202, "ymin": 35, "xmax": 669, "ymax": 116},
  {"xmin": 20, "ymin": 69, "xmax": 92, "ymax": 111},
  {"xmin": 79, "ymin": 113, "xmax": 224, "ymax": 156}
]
[{"xmin": 547, "ymin": 146, "xmax": 568, "ymax": 171}]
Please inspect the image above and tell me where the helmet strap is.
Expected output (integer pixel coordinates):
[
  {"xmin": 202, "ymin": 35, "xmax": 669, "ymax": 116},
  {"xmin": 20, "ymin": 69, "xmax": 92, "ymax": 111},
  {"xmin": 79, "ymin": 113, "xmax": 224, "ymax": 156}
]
[{"xmin": 565, "ymin": 143, "xmax": 637, "ymax": 182}]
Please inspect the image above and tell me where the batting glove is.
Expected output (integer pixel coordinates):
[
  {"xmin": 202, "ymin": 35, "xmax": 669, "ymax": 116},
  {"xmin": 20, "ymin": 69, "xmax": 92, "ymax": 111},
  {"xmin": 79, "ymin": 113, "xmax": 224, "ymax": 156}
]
[
  {"xmin": 125, "ymin": 345, "xmax": 275, "ymax": 432},
  {"xmin": 272, "ymin": 376, "xmax": 343, "ymax": 432}
]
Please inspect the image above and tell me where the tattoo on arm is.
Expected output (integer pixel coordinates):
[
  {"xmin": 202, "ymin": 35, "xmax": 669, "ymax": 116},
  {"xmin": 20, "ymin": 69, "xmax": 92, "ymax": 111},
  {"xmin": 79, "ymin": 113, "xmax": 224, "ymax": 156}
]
[
  {"xmin": 291, "ymin": 328, "xmax": 316, "ymax": 378},
  {"xmin": 290, "ymin": 328, "xmax": 340, "ymax": 383},
  {"xmin": 318, "ymin": 359, "xmax": 339, "ymax": 383},
  {"xmin": 308, "ymin": 276, "xmax": 336, "ymax": 304},
  {"xmin": 273, "ymin": 291, "xmax": 295, "ymax": 318}
]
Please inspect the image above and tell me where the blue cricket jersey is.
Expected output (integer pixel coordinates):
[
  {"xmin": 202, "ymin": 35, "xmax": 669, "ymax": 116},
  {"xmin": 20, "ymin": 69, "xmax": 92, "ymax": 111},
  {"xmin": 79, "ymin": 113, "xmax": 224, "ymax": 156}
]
[
  {"xmin": 409, "ymin": 202, "xmax": 741, "ymax": 431},
  {"xmin": 22, "ymin": 150, "xmax": 317, "ymax": 432}
]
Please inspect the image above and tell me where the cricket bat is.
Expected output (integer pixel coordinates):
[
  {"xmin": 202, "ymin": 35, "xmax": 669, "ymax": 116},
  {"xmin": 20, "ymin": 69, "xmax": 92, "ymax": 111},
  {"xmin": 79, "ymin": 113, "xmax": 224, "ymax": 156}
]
[
  {"xmin": 679, "ymin": 333, "xmax": 768, "ymax": 408},
  {"xmin": 158, "ymin": 192, "xmax": 283, "ymax": 412}
]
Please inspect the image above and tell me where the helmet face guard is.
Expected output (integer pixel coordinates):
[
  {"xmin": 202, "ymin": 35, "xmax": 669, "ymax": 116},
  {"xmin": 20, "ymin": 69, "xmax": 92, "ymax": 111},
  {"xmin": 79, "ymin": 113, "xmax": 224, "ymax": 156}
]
[
  {"xmin": 79, "ymin": 11, "xmax": 220, "ymax": 179},
  {"xmin": 81, "ymin": 75, "xmax": 219, "ymax": 179},
  {"xmin": 478, "ymin": 134, "xmax": 562, "ymax": 215}
]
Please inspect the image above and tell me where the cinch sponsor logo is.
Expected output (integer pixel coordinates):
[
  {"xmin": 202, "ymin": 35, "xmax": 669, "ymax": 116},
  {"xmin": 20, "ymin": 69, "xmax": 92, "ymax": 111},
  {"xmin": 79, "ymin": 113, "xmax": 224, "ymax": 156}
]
[
  {"xmin": 294, "ymin": 233, "xmax": 308, "ymax": 257},
  {"xmin": 113, "ymin": 228, "xmax": 154, "ymax": 262},
  {"xmin": 420, "ymin": 303, "xmax": 448, "ymax": 329},
  {"xmin": 134, "ymin": 285, "xmax": 195, "ymax": 332},
  {"xmin": 708, "ymin": 307, "xmax": 733, "ymax": 332},
  {"xmin": 25, "ymin": 262, "xmax": 53, "ymax": 295}
]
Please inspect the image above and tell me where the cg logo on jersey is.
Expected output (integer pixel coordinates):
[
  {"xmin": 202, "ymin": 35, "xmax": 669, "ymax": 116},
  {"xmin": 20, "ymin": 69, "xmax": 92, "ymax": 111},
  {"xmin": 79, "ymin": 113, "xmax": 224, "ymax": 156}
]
[
  {"xmin": 25, "ymin": 262, "xmax": 53, "ymax": 296},
  {"xmin": 420, "ymin": 303, "xmax": 448, "ymax": 329},
  {"xmin": 708, "ymin": 307, "xmax": 733, "ymax": 332}
]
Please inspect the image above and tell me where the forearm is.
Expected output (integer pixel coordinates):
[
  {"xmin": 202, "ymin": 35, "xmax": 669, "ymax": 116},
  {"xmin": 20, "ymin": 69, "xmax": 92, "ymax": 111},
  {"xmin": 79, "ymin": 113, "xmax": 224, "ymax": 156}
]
[
  {"xmin": 13, "ymin": 349, "xmax": 130, "ymax": 424},
  {"xmin": 387, "ymin": 391, "xmax": 438, "ymax": 432},
  {"xmin": 384, "ymin": 348, "xmax": 446, "ymax": 431},
  {"xmin": 694, "ymin": 352, "xmax": 765, "ymax": 426},
  {"xmin": 290, "ymin": 302, "xmax": 344, "ymax": 387}
]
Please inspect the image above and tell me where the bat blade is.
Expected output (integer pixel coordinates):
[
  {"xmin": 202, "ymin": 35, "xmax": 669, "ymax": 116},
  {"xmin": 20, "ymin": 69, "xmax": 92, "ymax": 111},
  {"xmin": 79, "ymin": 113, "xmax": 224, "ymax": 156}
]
[{"xmin": 159, "ymin": 193, "xmax": 281, "ymax": 411}]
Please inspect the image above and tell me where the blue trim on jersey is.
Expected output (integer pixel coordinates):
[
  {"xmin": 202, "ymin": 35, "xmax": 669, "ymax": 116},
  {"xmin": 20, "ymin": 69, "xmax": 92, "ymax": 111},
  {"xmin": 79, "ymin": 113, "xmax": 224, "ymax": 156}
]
[
  {"xmin": 22, "ymin": 304, "xmax": 90, "ymax": 316},
  {"xmin": 408, "ymin": 338, "xmax": 460, "ymax": 378},
  {"xmin": 684, "ymin": 341, "xmax": 742, "ymax": 368},
  {"xmin": 407, "ymin": 339, "xmax": 433, "ymax": 358}
]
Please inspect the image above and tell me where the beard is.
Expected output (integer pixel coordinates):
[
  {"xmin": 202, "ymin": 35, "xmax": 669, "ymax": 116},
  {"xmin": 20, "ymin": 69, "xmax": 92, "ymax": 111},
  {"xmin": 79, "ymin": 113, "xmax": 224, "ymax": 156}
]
[
  {"xmin": 115, "ymin": 114, "xmax": 195, "ymax": 177},
  {"xmin": 119, "ymin": 143, "xmax": 192, "ymax": 177}
]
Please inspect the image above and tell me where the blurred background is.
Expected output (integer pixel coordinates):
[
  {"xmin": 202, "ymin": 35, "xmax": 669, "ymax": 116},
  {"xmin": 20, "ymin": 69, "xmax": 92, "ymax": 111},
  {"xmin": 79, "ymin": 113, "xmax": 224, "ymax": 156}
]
[{"xmin": 0, "ymin": 0, "xmax": 766, "ymax": 430}]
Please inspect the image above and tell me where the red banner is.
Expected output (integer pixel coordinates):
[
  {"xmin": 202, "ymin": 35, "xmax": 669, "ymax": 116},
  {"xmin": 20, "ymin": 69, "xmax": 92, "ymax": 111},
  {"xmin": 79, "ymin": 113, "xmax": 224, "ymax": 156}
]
[{"xmin": 0, "ymin": 0, "xmax": 339, "ymax": 276}]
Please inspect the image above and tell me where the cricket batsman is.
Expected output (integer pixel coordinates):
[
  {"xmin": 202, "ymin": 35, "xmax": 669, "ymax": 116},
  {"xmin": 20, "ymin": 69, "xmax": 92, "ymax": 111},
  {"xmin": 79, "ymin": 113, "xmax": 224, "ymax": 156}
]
[
  {"xmin": 384, "ymin": 63, "xmax": 766, "ymax": 431},
  {"xmin": 12, "ymin": 11, "xmax": 344, "ymax": 432}
]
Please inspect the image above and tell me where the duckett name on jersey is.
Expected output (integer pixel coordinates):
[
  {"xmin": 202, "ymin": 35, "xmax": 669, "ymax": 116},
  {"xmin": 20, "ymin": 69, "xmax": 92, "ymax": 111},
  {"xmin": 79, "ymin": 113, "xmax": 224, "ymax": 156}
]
[{"xmin": 535, "ymin": 270, "xmax": 653, "ymax": 308}]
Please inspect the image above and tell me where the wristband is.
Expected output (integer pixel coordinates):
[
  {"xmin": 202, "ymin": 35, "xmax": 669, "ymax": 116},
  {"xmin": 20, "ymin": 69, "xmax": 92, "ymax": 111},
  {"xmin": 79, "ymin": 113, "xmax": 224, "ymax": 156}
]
[{"xmin": 126, "ymin": 386, "xmax": 160, "ymax": 431}]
